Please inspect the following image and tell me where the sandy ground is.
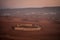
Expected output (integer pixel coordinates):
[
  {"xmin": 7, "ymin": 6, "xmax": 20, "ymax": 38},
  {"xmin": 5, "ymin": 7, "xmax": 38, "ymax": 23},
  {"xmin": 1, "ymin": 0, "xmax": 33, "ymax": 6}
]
[{"xmin": 0, "ymin": 16, "xmax": 60, "ymax": 40}]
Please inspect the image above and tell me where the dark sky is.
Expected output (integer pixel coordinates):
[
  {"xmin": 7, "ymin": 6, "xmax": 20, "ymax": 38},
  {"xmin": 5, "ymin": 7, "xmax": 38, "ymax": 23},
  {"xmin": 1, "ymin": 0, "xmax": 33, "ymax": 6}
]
[{"xmin": 0, "ymin": 0, "xmax": 60, "ymax": 8}]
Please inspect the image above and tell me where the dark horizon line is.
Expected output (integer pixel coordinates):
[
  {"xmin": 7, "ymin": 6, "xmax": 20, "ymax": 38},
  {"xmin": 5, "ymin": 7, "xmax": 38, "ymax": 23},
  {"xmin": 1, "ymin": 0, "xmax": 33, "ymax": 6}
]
[{"xmin": 0, "ymin": 6, "xmax": 60, "ymax": 9}]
